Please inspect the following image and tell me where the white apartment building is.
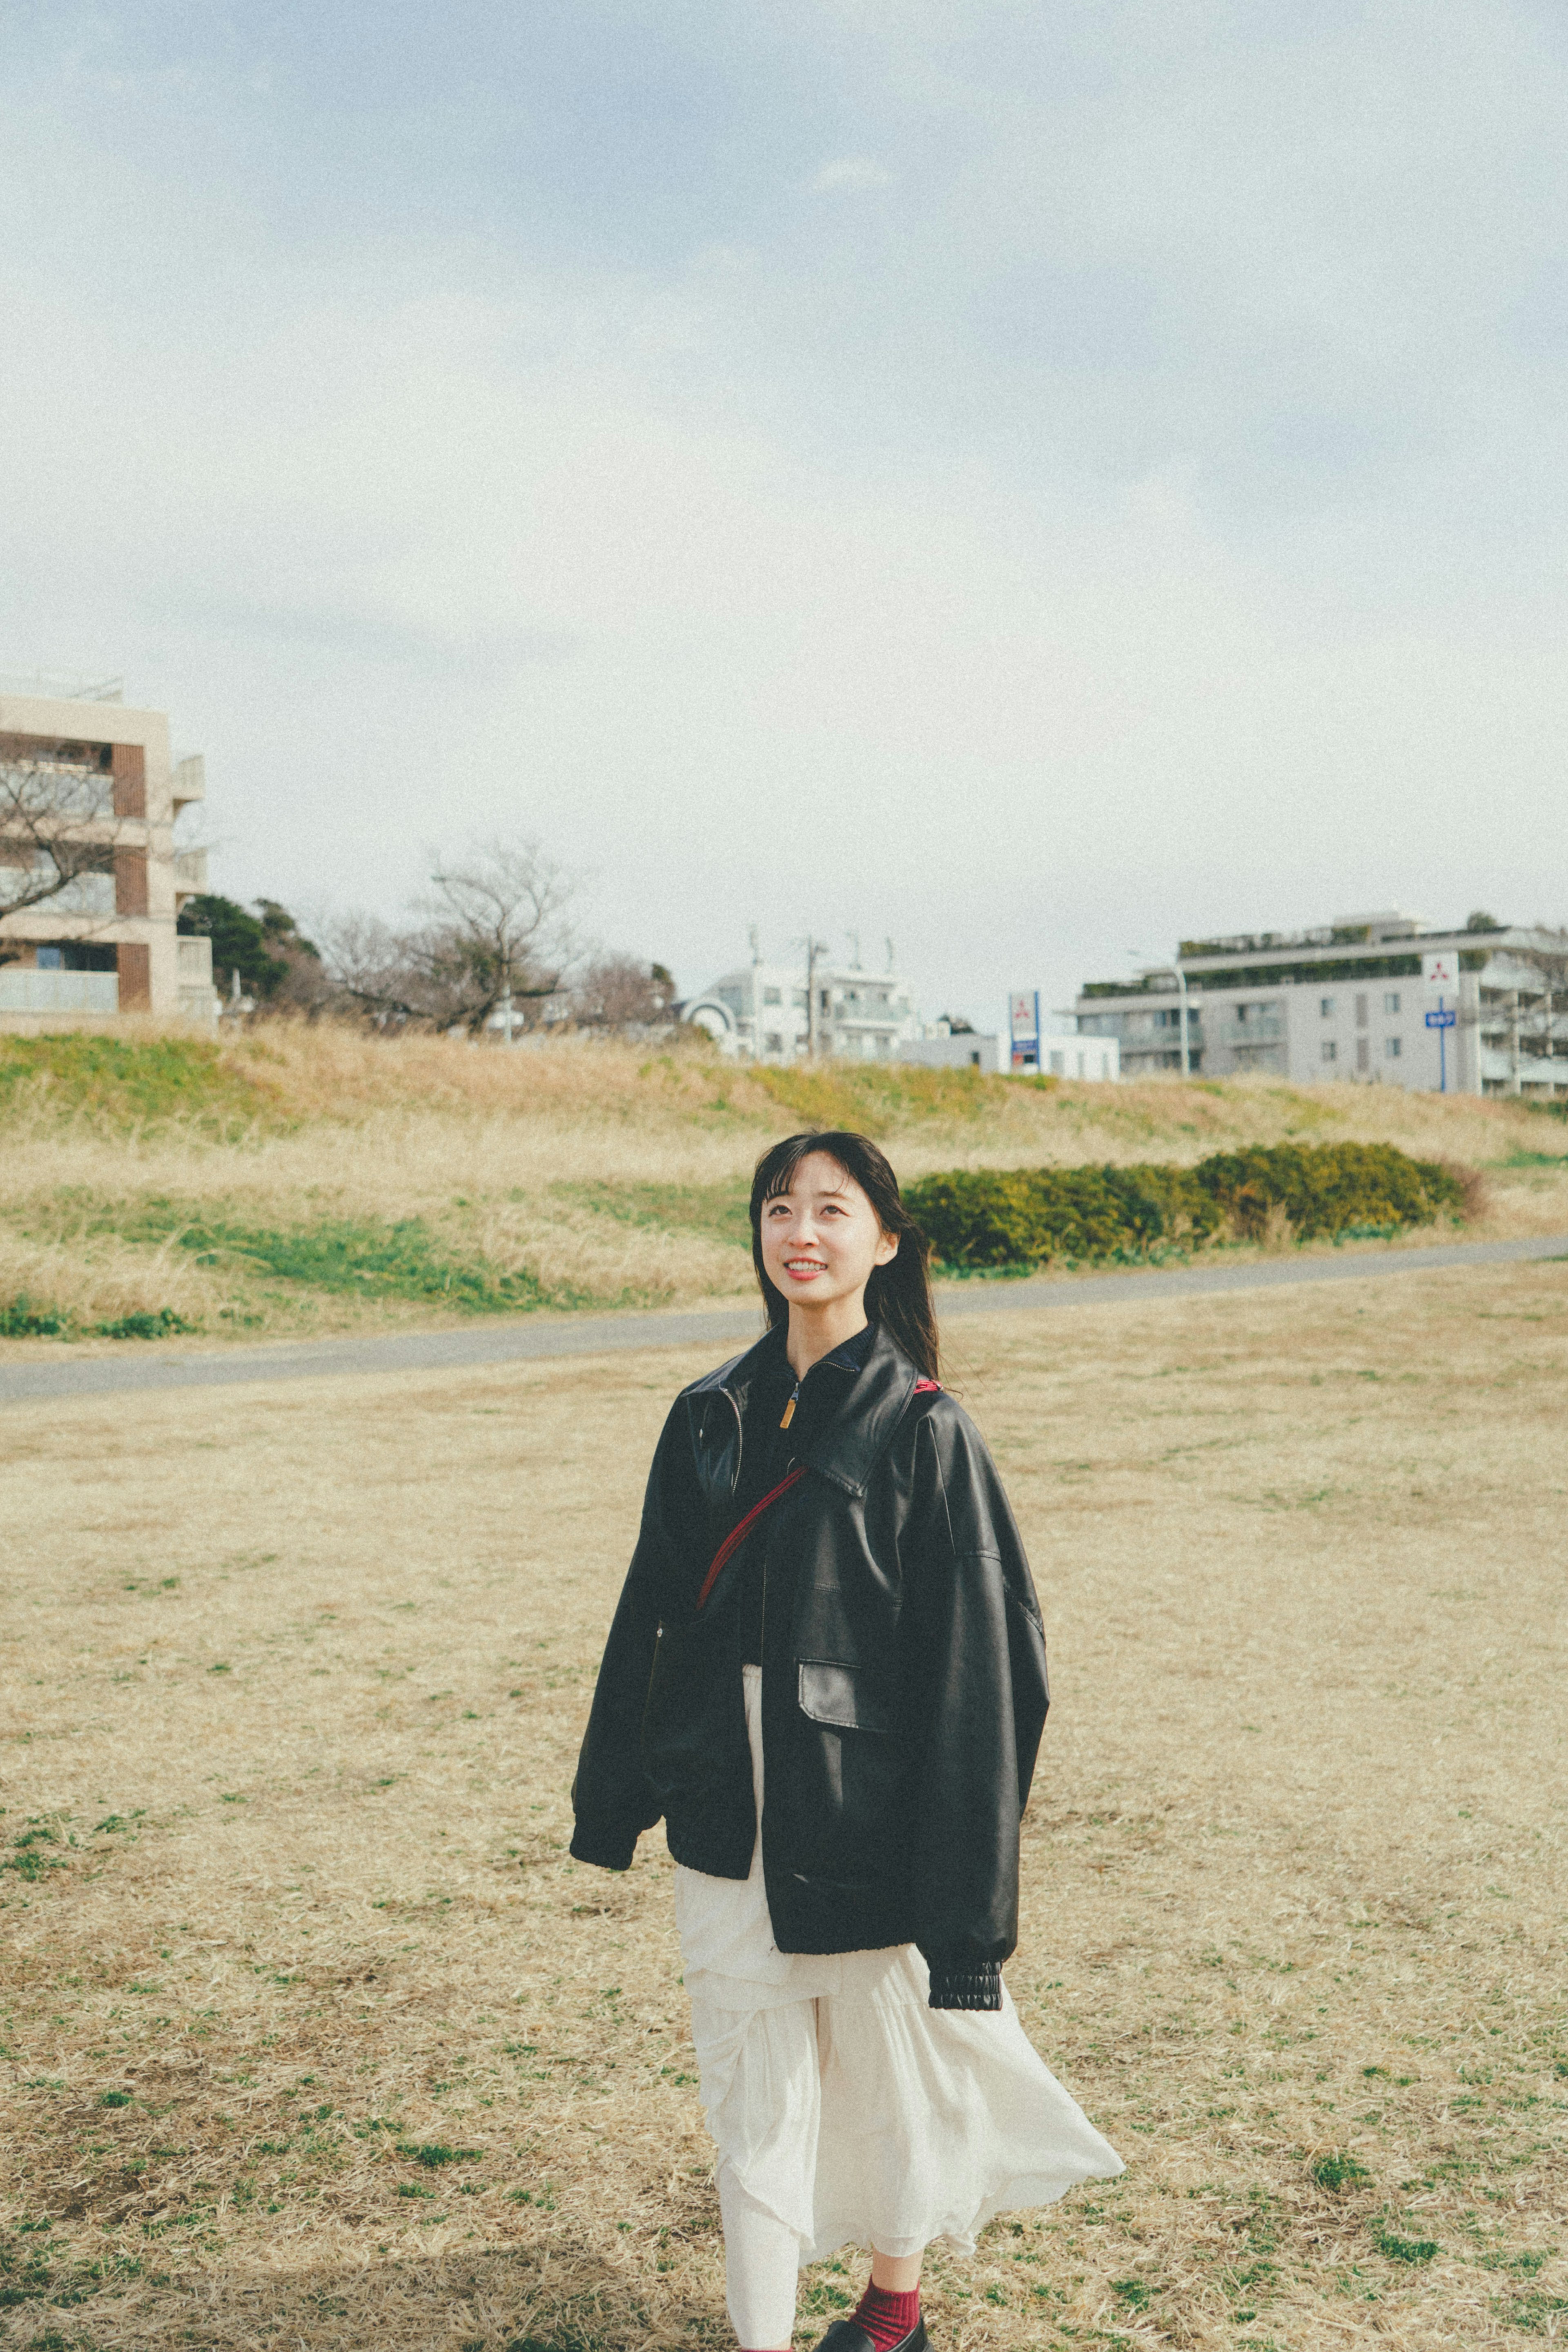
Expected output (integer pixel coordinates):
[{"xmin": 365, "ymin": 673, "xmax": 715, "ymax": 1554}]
[
  {"xmin": 684, "ymin": 954, "xmax": 920, "ymax": 1063},
  {"xmin": 0, "ymin": 678, "xmax": 214, "ymax": 1021},
  {"xmin": 1072, "ymin": 912, "xmax": 1568, "ymax": 1096},
  {"xmin": 900, "ymin": 1022, "xmax": 1002, "ymax": 1074}
]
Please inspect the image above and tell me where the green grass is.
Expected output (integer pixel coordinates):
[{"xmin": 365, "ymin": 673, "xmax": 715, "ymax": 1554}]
[
  {"xmin": 748, "ymin": 1058, "xmax": 1058, "ymax": 1134},
  {"xmin": 125, "ymin": 1208, "xmax": 561, "ymax": 1313},
  {"xmin": 0, "ymin": 1298, "xmax": 193, "ymax": 1342},
  {"xmin": 1312, "ymin": 2154, "xmax": 1373, "ymax": 2192},
  {"xmin": 563, "ymin": 1178, "xmax": 752, "ymax": 1251},
  {"xmin": 0, "ymin": 1035, "xmax": 273, "ymax": 1129}
]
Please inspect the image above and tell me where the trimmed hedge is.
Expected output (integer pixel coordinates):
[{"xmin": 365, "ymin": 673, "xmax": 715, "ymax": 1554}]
[{"xmin": 904, "ymin": 1142, "xmax": 1466, "ymax": 1271}]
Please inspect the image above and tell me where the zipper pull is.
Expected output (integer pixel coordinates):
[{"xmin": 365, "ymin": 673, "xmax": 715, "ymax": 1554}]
[{"xmin": 780, "ymin": 1385, "xmax": 799, "ymax": 1429}]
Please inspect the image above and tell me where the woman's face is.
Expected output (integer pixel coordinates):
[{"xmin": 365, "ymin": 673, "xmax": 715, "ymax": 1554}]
[{"xmin": 758, "ymin": 1151, "xmax": 898, "ymax": 1312}]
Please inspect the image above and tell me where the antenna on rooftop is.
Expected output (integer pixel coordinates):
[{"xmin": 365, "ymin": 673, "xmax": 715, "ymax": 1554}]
[{"xmin": 748, "ymin": 922, "xmax": 761, "ymax": 965}]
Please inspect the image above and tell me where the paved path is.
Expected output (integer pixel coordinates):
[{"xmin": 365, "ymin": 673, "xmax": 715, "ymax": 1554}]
[{"xmin": 3, "ymin": 1232, "xmax": 1564, "ymax": 1409}]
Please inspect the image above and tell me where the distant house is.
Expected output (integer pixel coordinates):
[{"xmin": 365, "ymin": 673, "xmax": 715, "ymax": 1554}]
[
  {"xmin": 684, "ymin": 954, "xmax": 919, "ymax": 1063},
  {"xmin": 0, "ymin": 680, "xmax": 214, "ymax": 1022},
  {"xmin": 899, "ymin": 1019, "xmax": 1002, "ymax": 1074}
]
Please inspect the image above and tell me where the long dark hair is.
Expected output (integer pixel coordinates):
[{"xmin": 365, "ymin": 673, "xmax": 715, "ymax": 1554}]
[{"xmin": 749, "ymin": 1129, "xmax": 940, "ymax": 1381}]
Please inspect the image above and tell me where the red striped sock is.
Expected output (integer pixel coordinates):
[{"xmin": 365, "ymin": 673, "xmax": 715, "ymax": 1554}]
[{"xmin": 851, "ymin": 2280, "xmax": 920, "ymax": 2349}]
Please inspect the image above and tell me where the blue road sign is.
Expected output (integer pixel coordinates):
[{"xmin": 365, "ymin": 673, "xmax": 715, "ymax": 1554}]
[{"xmin": 1425, "ymin": 997, "xmax": 1457, "ymax": 1090}]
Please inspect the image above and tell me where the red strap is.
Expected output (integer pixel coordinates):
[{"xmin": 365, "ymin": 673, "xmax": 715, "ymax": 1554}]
[
  {"xmin": 694, "ymin": 1380, "xmax": 938, "ymax": 1614},
  {"xmin": 696, "ymin": 1466, "xmax": 806, "ymax": 1612}
]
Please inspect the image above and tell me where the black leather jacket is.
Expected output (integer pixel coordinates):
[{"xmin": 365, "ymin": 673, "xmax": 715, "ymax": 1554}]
[{"xmin": 568, "ymin": 1322, "xmax": 1049, "ymax": 2009}]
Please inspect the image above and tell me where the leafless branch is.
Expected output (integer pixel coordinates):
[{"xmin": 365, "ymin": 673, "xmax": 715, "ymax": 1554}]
[{"xmin": 0, "ymin": 755, "xmax": 120, "ymax": 958}]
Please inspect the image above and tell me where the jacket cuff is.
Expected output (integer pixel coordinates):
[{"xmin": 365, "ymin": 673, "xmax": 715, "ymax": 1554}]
[
  {"xmin": 567, "ymin": 1822, "xmax": 639, "ymax": 1871},
  {"xmin": 927, "ymin": 1960, "xmax": 1002, "ymax": 2011}
]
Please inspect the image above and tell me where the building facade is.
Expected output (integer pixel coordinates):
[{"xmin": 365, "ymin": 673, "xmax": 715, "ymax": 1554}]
[
  {"xmin": 899, "ymin": 1023, "xmax": 1003, "ymax": 1074},
  {"xmin": 1072, "ymin": 912, "xmax": 1568, "ymax": 1096},
  {"xmin": 684, "ymin": 956, "xmax": 920, "ymax": 1062},
  {"xmin": 0, "ymin": 682, "xmax": 214, "ymax": 1021}
]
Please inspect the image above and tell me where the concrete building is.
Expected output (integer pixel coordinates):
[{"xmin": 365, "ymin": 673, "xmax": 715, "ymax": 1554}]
[
  {"xmin": 1037, "ymin": 1033, "xmax": 1121, "ymax": 1081},
  {"xmin": 1007, "ymin": 989, "xmax": 1120, "ymax": 1081},
  {"xmin": 684, "ymin": 954, "xmax": 920, "ymax": 1062},
  {"xmin": 899, "ymin": 1022, "xmax": 1002, "ymax": 1074},
  {"xmin": 0, "ymin": 679, "xmax": 214, "ymax": 1021},
  {"xmin": 1071, "ymin": 912, "xmax": 1568, "ymax": 1096}
]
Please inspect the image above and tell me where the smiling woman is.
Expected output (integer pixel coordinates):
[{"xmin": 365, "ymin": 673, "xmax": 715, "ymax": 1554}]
[{"xmin": 570, "ymin": 1128, "xmax": 1121, "ymax": 2352}]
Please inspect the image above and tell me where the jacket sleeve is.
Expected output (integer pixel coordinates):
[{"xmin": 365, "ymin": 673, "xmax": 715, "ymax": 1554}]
[
  {"xmin": 567, "ymin": 1400, "xmax": 690, "ymax": 1870},
  {"xmin": 904, "ymin": 1404, "xmax": 1049, "ymax": 2009}
]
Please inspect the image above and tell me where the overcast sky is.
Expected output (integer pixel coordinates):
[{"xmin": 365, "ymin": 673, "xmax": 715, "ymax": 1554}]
[{"xmin": 3, "ymin": 2, "xmax": 1566, "ymax": 1028}]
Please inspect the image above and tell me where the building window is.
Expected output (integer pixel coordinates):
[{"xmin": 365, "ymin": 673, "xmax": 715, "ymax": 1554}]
[
  {"xmin": 1385, "ymin": 1035, "xmax": 1402, "ymax": 1058},
  {"xmin": 1321, "ymin": 1040, "xmax": 1337, "ymax": 1063},
  {"xmin": 765, "ymin": 1031, "xmax": 783, "ymax": 1054},
  {"xmin": 1384, "ymin": 991, "xmax": 1401, "ymax": 1015},
  {"xmin": 1356, "ymin": 1036, "xmax": 1370, "ymax": 1071},
  {"xmin": 1355, "ymin": 994, "xmax": 1369, "ymax": 1027},
  {"xmin": 762, "ymin": 986, "xmax": 782, "ymax": 1005},
  {"xmin": 1320, "ymin": 996, "xmax": 1335, "ymax": 1017}
]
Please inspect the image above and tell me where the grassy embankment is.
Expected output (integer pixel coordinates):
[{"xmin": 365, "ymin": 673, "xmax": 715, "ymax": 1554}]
[
  {"xmin": 2, "ymin": 1023, "xmax": 1566, "ymax": 1347},
  {"xmin": 2, "ymin": 1260, "xmax": 1565, "ymax": 2348}
]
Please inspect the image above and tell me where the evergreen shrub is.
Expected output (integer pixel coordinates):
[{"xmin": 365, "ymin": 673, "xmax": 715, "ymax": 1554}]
[{"xmin": 904, "ymin": 1143, "xmax": 1466, "ymax": 1271}]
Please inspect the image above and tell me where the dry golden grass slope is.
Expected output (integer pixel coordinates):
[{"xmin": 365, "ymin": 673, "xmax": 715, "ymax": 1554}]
[
  {"xmin": 2, "ymin": 1259, "xmax": 1565, "ymax": 2349},
  {"xmin": 1, "ymin": 1021, "xmax": 1566, "ymax": 1347}
]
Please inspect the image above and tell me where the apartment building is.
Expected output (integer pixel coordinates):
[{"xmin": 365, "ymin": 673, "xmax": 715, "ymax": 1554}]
[
  {"xmin": 684, "ymin": 953, "xmax": 920, "ymax": 1062},
  {"xmin": 0, "ymin": 680, "xmax": 214, "ymax": 1021},
  {"xmin": 1072, "ymin": 912, "xmax": 1567, "ymax": 1096}
]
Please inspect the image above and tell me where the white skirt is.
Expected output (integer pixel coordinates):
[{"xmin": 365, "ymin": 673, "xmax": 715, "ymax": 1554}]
[{"xmin": 677, "ymin": 1664, "xmax": 1124, "ymax": 2264}]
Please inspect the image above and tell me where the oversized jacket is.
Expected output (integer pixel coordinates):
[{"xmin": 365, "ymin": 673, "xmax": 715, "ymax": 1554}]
[{"xmin": 568, "ymin": 1321, "xmax": 1050, "ymax": 2010}]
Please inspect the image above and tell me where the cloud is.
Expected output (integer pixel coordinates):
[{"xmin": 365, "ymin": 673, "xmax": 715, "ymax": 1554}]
[
  {"xmin": 811, "ymin": 155, "xmax": 893, "ymax": 192},
  {"xmin": 2, "ymin": 2, "xmax": 1567, "ymax": 1024}
]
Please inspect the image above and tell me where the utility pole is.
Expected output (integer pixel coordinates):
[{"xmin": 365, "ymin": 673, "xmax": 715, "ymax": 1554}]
[
  {"xmin": 803, "ymin": 935, "xmax": 828, "ymax": 1058},
  {"xmin": 1510, "ymin": 989, "xmax": 1521, "ymax": 1093}
]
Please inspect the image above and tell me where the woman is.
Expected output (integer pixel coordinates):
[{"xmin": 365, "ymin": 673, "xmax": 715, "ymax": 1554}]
[{"xmin": 570, "ymin": 1130, "xmax": 1121, "ymax": 2352}]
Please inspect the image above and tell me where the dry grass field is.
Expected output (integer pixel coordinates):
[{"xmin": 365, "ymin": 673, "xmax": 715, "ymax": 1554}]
[
  {"xmin": 2, "ymin": 1022, "xmax": 1567, "ymax": 1348},
  {"xmin": 3, "ymin": 1258, "xmax": 1565, "ymax": 2350}
]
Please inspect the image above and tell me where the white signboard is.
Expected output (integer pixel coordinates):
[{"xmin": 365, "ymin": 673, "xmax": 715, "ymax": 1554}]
[
  {"xmin": 1009, "ymin": 991, "xmax": 1039, "ymax": 1041},
  {"xmin": 1422, "ymin": 950, "xmax": 1461, "ymax": 991}
]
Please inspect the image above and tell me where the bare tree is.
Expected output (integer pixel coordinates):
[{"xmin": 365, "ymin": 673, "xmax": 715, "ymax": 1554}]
[
  {"xmin": 0, "ymin": 749, "xmax": 120, "ymax": 960},
  {"xmin": 571, "ymin": 952, "xmax": 676, "ymax": 1031},
  {"xmin": 318, "ymin": 839, "xmax": 579, "ymax": 1034}
]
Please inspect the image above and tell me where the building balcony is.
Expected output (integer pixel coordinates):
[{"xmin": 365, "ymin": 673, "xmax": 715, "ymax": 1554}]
[{"xmin": 0, "ymin": 966, "xmax": 118, "ymax": 1013}]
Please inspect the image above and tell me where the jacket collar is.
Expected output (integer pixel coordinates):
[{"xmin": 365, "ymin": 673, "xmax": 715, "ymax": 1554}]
[{"xmin": 692, "ymin": 1319, "xmax": 918, "ymax": 1500}]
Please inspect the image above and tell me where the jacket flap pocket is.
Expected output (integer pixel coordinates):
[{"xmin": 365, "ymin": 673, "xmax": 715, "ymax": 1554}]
[{"xmin": 797, "ymin": 1660, "xmax": 893, "ymax": 1734}]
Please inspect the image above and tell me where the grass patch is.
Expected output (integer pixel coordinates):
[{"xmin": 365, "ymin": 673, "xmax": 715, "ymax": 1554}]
[
  {"xmin": 0, "ymin": 1034, "xmax": 273, "ymax": 1130},
  {"xmin": 123, "ymin": 1209, "xmax": 561, "ymax": 1314},
  {"xmin": 563, "ymin": 1178, "xmax": 752, "ymax": 1251},
  {"xmin": 0, "ymin": 1295, "xmax": 195, "ymax": 1343},
  {"xmin": 1312, "ymin": 2153, "xmax": 1373, "ymax": 2192},
  {"xmin": 1378, "ymin": 2232, "xmax": 1439, "ymax": 2264},
  {"xmin": 750, "ymin": 1057, "xmax": 1057, "ymax": 1135}
]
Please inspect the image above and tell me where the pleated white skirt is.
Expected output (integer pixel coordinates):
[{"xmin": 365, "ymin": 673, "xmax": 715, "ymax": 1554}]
[{"xmin": 677, "ymin": 1665, "xmax": 1123, "ymax": 2265}]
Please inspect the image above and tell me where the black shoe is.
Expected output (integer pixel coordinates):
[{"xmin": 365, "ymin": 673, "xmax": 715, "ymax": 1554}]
[{"xmin": 810, "ymin": 2320, "xmax": 927, "ymax": 2352}]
